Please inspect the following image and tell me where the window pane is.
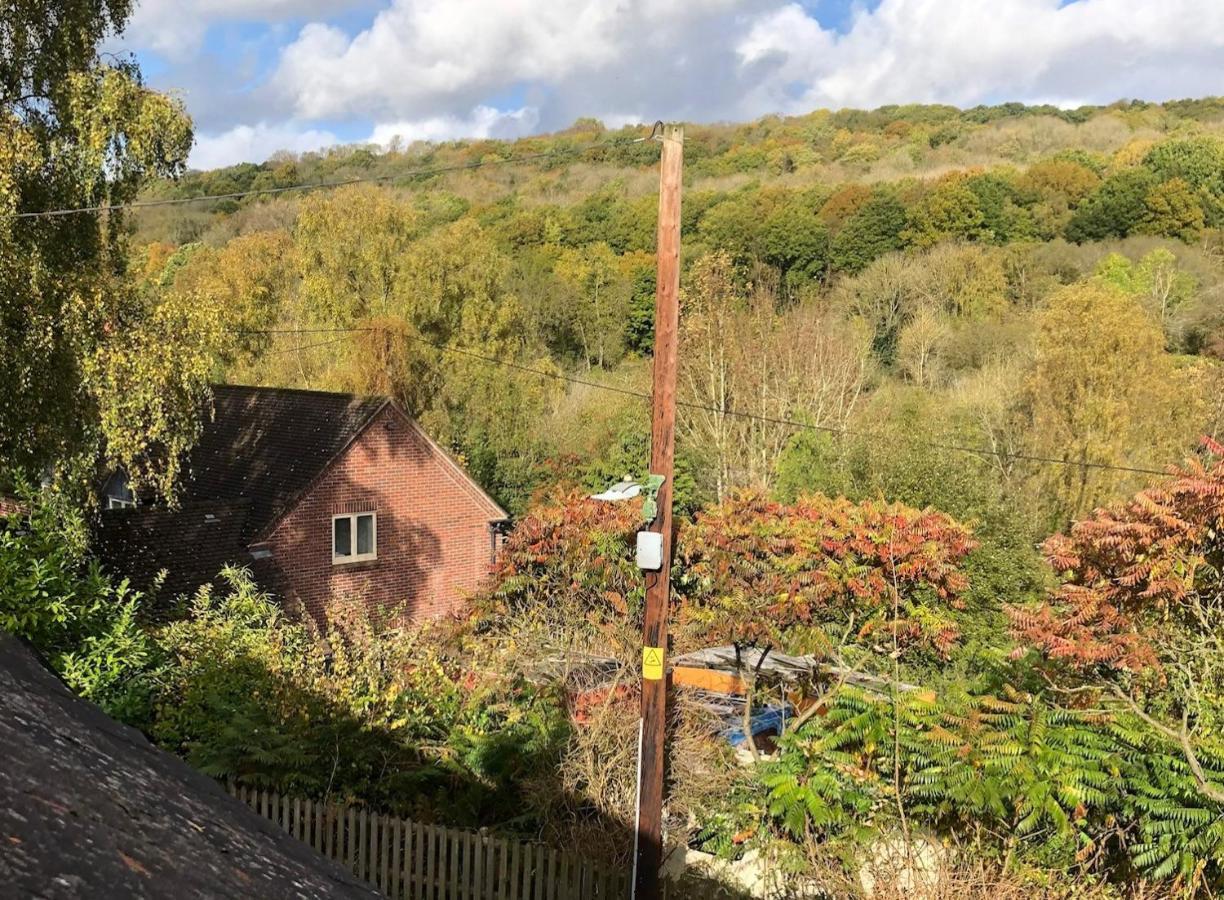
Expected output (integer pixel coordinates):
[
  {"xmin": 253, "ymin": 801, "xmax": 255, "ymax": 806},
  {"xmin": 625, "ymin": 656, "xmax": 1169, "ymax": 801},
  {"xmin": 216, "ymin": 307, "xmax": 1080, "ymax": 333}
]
[
  {"xmin": 356, "ymin": 514, "xmax": 375, "ymax": 556},
  {"xmin": 334, "ymin": 517, "xmax": 352, "ymax": 556}
]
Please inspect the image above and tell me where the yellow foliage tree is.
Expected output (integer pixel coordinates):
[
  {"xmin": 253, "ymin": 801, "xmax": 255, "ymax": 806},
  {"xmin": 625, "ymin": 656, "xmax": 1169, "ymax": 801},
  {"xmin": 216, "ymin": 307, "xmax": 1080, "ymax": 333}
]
[{"xmin": 1021, "ymin": 281, "xmax": 1206, "ymax": 522}]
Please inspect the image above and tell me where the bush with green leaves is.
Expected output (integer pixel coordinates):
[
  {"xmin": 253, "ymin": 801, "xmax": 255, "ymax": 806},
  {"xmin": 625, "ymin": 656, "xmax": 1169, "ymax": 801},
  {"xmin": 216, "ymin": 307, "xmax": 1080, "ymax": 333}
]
[
  {"xmin": 0, "ymin": 481, "xmax": 151, "ymax": 718},
  {"xmin": 144, "ymin": 567, "xmax": 569, "ymax": 827}
]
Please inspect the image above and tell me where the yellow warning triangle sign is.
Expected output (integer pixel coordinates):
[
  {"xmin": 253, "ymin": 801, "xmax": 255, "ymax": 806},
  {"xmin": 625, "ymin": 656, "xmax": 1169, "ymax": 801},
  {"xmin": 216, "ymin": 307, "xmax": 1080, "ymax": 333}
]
[{"xmin": 642, "ymin": 646, "xmax": 664, "ymax": 680}]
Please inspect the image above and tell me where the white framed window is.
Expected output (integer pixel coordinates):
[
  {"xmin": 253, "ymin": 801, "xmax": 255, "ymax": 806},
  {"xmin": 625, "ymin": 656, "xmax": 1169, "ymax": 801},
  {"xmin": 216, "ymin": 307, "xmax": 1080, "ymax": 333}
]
[
  {"xmin": 103, "ymin": 470, "xmax": 136, "ymax": 510},
  {"xmin": 332, "ymin": 512, "xmax": 377, "ymax": 564}
]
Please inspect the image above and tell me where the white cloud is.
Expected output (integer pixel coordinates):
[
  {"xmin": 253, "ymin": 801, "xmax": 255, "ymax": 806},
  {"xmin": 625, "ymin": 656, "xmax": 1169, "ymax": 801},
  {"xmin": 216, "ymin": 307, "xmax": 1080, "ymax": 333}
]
[
  {"xmin": 189, "ymin": 122, "xmax": 339, "ymax": 170},
  {"xmin": 130, "ymin": 0, "xmax": 1224, "ymax": 168},
  {"xmin": 273, "ymin": 0, "xmax": 744, "ymax": 121},
  {"xmin": 367, "ymin": 105, "xmax": 540, "ymax": 147},
  {"xmin": 269, "ymin": 0, "xmax": 1224, "ymax": 129},
  {"xmin": 737, "ymin": 0, "xmax": 1224, "ymax": 114},
  {"xmin": 122, "ymin": 0, "xmax": 368, "ymax": 60}
]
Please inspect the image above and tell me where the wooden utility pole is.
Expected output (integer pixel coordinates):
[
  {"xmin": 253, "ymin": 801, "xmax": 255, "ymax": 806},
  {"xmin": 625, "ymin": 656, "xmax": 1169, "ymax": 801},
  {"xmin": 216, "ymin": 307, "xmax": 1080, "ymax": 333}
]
[{"xmin": 634, "ymin": 122, "xmax": 683, "ymax": 900}]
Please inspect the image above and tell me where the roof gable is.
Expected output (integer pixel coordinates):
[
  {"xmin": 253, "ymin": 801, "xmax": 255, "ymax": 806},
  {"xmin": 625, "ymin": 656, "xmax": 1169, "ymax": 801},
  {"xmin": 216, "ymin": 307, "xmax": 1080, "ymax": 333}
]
[{"xmin": 178, "ymin": 385, "xmax": 386, "ymax": 540}]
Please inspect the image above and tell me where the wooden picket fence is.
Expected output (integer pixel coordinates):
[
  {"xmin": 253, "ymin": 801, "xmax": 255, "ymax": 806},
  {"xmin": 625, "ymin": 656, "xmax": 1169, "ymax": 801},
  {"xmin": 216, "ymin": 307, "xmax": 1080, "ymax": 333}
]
[{"xmin": 226, "ymin": 782, "xmax": 631, "ymax": 899}]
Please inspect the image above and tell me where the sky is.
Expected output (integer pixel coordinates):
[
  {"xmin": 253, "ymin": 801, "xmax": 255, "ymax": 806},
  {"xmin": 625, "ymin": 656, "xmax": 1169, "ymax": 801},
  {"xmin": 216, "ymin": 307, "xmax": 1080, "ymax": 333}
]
[{"xmin": 107, "ymin": 0, "xmax": 1224, "ymax": 171}]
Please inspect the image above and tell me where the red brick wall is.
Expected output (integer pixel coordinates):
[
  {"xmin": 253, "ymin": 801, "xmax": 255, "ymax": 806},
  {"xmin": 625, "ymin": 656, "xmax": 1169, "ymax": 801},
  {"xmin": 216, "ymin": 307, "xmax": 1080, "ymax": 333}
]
[{"xmin": 260, "ymin": 406, "xmax": 503, "ymax": 625}]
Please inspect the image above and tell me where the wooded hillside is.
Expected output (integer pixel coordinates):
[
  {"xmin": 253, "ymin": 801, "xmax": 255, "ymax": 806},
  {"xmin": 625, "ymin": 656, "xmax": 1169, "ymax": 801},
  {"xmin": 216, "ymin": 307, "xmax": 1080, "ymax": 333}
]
[
  {"xmin": 127, "ymin": 99, "xmax": 1224, "ymax": 534},
  {"xmin": 6, "ymin": 22, "xmax": 1224, "ymax": 890}
]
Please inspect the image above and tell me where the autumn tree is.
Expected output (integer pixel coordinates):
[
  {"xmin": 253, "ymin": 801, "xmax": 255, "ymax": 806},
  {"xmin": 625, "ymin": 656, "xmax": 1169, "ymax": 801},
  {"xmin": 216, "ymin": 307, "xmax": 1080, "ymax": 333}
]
[
  {"xmin": 676, "ymin": 493, "xmax": 977, "ymax": 730},
  {"xmin": 1019, "ymin": 280, "xmax": 1204, "ymax": 522},
  {"xmin": 1012, "ymin": 451, "xmax": 1224, "ymax": 815},
  {"xmin": 679, "ymin": 252, "xmax": 871, "ymax": 500},
  {"xmin": 1, "ymin": 0, "xmax": 202, "ymax": 494},
  {"xmin": 901, "ymin": 174, "xmax": 991, "ymax": 248},
  {"xmin": 169, "ymin": 230, "xmax": 297, "ymax": 364},
  {"xmin": 1140, "ymin": 177, "xmax": 1206, "ymax": 242}
]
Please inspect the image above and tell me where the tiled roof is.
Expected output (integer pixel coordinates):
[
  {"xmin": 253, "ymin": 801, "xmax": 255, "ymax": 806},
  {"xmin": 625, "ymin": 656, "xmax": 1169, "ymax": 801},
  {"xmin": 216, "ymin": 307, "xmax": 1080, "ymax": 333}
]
[
  {"xmin": 95, "ymin": 386, "xmax": 387, "ymax": 601},
  {"xmin": 0, "ymin": 630, "xmax": 381, "ymax": 899},
  {"xmin": 93, "ymin": 500, "xmax": 252, "ymax": 608},
  {"xmin": 179, "ymin": 385, "xmax": 388, "ymax": 540}
]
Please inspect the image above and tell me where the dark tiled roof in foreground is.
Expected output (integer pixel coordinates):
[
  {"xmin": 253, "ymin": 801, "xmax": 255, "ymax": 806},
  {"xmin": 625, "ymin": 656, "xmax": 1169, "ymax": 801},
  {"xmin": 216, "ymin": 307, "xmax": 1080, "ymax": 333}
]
[
  {"xmin": 180, "ymin": 385, "xmax": 388, "ymax": 540},
  {"xmin": 0, "ymin": 630, "xmax": 380, "ymax": 899}
]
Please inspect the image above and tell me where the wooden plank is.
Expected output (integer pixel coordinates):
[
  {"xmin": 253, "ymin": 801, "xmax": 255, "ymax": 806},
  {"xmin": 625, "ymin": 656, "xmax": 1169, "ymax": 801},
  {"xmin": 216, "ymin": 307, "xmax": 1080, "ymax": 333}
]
[
  {"xmin": 414, "ymin": 823, "xmax": 424, "ymax": 899},
  {"xmin": 391, "ymin": 816, "xmax": 402, "ymax": 899},
  {"xmin": 472, "ymin": 832, "xmax": 482, "ymax": 896},
  {"xmin": 459, "ymin": 829, "xmax": 469, "ymax": 900},
  {"xmin": 449, "ymin": 828, "xmax": 460, "ymax": 900},
  {"xmin": 380, "ymin": 815, "xmax": 391, "ymax": 893},
  {"xmin": 370, "ymin": 811, "xmax": 377, "ymax": 886},
  {"xmin": 425, "ymin": 824, "xmax": 436, "ymax": 900},
  {"xmin": 519, "ymin": 842, "xmax": 530, "ymax": 900},
  {"xmin": 347, "ymin": 807, "xmax": 357, "ymax": 875},
  {"xmin": 468, "ymin": 830, "xmax": 478, "ymax": 900},
  {"xmin": 384, "ymin": 817, "xmax": 393, "ymax": 897},
  {"xmin": 364, "ymin": 813, "xmax": 373, "ymax": 888},
  {"xmin": 360, "ymin": 808, "xmax": 367, "ymax": 881},
  {"xmin": 529, "ymin": 844, "xmax": 540, "ymax": 900},
  {"xmin": 378, "ymin": 815, "xmax": 386, "ymax": 893},
  {"xmin": 486, "ymin": 834, "xmax": 495, "ymax": 900},
  {"xmin": 497, "ymin": 837, "xmax": 509, "ymax": 900},
  {"xmin": 509, "ymin": 839, "xmax": 521, "ymax": 900},
  {"xmin": 547, "ymin": 845, "xmax": 557, "ymax": 900}
]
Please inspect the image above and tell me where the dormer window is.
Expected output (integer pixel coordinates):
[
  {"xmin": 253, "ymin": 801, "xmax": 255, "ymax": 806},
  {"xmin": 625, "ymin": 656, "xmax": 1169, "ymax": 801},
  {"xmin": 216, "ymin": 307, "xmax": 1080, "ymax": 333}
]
[
  {"xmin": 103, "ymin": 472, "xmax": 136, "ymax": 511},
  {"xmin": 332, "ymin": 512, "xmax": 376, "ymax": 564}
]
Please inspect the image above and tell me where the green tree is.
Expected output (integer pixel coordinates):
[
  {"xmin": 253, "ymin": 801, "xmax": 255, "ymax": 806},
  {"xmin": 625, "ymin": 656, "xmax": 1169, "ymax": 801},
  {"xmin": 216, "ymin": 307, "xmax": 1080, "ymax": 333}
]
[
  {"xmin": 0, "ymin": 480, "xmax": 151, "ymax": 717},
  {"xmin": 1094, "ymin": 249, "xmax": 1196, "ymax": 332},
  {"xmin": 829, "ymin": 193, "xmax": 907, "ymax": 274},
  {"xmin": 624, "ymin": 266, "xmax": 656, "ymax": 356},
  {"xmin": 552, "ymin": 242, "xmax": 631, "ymax": 369},
  {"xmin": 1064, "ymin": 169, "xmax": 1157, "ymax": 242},
  {"xmin": 1, "ymin": 1, "xmax": 197, "ymax": 494},
  {"xmin": 1143, "ymin": 136, "xmax": 1224, "ymax": 195},
  {"xmin": 760, "ymin": 199, "xmax": 830, "ymax": 289}
]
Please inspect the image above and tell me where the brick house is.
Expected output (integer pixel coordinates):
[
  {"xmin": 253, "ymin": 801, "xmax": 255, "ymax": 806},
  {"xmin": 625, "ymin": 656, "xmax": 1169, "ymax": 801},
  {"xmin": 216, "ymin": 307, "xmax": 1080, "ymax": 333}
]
[{"xmin": 96, "ymin": 385, "xmax": 507, "ymax": 623}]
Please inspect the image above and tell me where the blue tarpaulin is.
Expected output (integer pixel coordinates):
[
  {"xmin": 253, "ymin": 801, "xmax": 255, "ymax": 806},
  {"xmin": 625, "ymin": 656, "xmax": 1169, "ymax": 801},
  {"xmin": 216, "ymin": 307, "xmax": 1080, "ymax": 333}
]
[{"xmin": 720, "ymin": 704, "xmax": 793, "ymax": 747}]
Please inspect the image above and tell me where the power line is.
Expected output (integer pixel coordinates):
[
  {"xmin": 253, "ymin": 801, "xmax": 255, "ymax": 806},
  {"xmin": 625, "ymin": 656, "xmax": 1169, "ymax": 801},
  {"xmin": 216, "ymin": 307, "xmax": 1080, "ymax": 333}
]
[
  {"xmin": 4, "ymin": 139, "xmax": 627, "ymax": 221},
  {"xmin": 259, "ymin": 335, "xmax": 354, "ymax": 356},
  {"xmin": 236, "ymin": 326, "xmax": 1174, "ymax": 478}
]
